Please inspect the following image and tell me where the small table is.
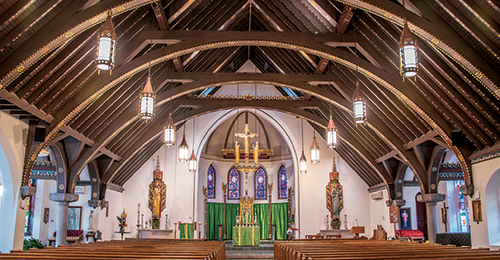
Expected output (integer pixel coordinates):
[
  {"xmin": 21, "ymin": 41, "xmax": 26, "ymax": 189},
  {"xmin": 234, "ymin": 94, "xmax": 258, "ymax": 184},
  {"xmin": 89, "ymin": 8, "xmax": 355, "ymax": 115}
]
[
  {"xmin": 114, "ymin": 231, "xmax": 131, "ymax": 240},
  {"xmin": 232, "ymin": 226, "xmax": 260, "ymax": 246},
  {"xmin": 47, "ymin": 237, "xmax": 81, "ymax": 247},
  {"xmin": 320, "ymin": 229, "xmax": 352, "ymax": 238},
  {"xmin": 138, "ymin": 229, "xmax": 173, "ymax": 239},
  {"xmin": 86, "ymin": 232, "xmax": 95, "ymax": 242}
]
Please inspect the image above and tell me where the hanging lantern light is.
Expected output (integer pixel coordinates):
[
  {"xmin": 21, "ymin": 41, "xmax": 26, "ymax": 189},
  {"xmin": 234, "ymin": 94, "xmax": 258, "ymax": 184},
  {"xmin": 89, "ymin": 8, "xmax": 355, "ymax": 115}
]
[
  {"xmin": 353, "ymin": 83, "xmax": 366, "ymax": 124},
  {"xmin": 178, "ymin": 126, "xmax": 189, "ymax": 163},
  {"xmin": 299, "ymin": 119, "xmax": 307, "ymax": 174},
  {"xmin": 299, "ymin": 151, "xmax": 307, "ymax": 174},
  {"xmin": 139, "ymin": 76, "xmax": 155, "ymax": 120},
  {"xmin": 310, "ymin": 131, "xmax": 320, "ymax": 164},
  {"xmin": 188, "ymin": 118, "xmax": 197, "ymax": 173},
  {"xmin": 399, "ymin": 20, "xmax": 418, "ymax": 78},
  {"xmin": 326, "ymin": 115, "xmax": 338, "ymax": 149},
  {"xmin": 96, "ymin": 11, "xmax": 116, "ymax": 72},
  {"xmin": 164, "ymin": 113, "xmax": 175, "ymax": 146},
  {"xmin": 188, "ymin": 150, "xmax": 197, "ymax": 173}
]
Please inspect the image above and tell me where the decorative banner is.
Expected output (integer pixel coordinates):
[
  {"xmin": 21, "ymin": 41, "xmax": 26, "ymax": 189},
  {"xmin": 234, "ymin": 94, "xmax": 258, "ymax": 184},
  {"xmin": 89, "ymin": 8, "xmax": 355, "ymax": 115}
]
[{"xmin": 326, "ymin": 158, "xmax": 343, "ymax": 219}]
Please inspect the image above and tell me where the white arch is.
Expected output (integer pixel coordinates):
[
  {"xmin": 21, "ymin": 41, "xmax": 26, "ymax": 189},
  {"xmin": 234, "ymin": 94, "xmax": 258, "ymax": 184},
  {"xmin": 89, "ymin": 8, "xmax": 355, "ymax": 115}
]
[
  {"xmin": 191, "ymin": 108, "xmax": 301, "ymax": 236},
  {"xmin": 0, "ymin": 122, "xmax": 26, "ymax": 252},
  {"xmin": 485, "ymin": 168, "xmax": 500, "ymax": 245}
]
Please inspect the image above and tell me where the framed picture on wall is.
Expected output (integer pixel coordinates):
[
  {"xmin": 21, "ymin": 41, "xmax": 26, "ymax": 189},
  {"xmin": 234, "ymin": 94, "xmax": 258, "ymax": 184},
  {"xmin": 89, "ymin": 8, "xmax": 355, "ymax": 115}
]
[
  {"xmin": 399, "ymin": 207, "xmax": 412, "ymax": 230},
  {"xmin": 472, "ymin": 200, "xmax": 482, "ymax": 223},
  {"xmin": 67, "ymin": 206, "xmax": 82, "ymax": 230}
]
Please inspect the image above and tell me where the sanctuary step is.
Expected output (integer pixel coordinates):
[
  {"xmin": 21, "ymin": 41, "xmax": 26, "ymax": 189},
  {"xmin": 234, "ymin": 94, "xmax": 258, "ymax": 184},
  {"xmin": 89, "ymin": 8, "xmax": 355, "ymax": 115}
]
[{"xmin": 225, "ymin": 240, "xmax": 274, "ymax": 259}]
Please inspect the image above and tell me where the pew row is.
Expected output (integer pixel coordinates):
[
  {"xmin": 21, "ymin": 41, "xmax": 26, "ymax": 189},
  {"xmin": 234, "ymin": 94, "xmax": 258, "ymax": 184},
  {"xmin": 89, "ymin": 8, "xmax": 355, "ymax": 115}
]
[
  {"xmin": 0, "ymin": 239, "xmax": 225, "ymax": 260},
  {"xmin": 274, "ymin": 239, "xmax": 500, "ymax": 260}
]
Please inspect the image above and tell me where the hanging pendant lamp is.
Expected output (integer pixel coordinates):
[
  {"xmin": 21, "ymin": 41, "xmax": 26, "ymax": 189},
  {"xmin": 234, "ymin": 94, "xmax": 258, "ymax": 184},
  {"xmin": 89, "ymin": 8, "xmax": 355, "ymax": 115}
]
[
  {"xmin": 178, "ymin": 124, "xmax": 189, "ymax": 163},
  {"xmin": 353, "ymin": 83, "xmax": 366, "ymax": 124},
  {"xmin": 164, "ymin": 113, "xmax": 175, "ymax": 146},
  {"xmin": 299, "ymin": 119, "xmax": 307, "ymax": 174},
  {"xmin": 399, "ymin": 20, "xmax": 418, "ymax": 78},
  {"xmin": 310, "ymin": 130, "xmax": 320, "ymax": 164},
  {"xmin": 352, "ymin": 22, "xmax": 366, "ymax": 124},
  {"xmin": 139, "ymin": 75, "xmax": 155, "ymax": 121},
  {"xmin": 326, "ymin": 115, "xmax": 338, "ymax": 149},
  {"xmin": 188, "ymin": 118, "xmax": 197, "ymax": 173},
  {"xmin": 96, "ymin": 10, "xmax": 116, "ymax": 73}
]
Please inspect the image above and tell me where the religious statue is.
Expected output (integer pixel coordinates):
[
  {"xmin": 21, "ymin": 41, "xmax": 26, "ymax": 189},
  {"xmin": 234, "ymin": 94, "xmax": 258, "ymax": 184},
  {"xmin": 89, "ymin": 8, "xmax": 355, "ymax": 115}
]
[
  {"xmin": 253, "ymin": 141, "xmax": 259, "ymax": 165},
  {"xmin": 89, "ymin": 210, "xmax": 95, "ymax": 231},
  {"xmin": 326, "ymin": 158, "xmax": 343, "ymax": 220},
  {"xmin": 235, "ymin": 141, "xmax": 240, "ymax": 164},
  {"xmin": 117, "ymin": 209, "xmax": 127, "ymax": 233},
  {"xmin": 148, "ymin": 156, "xmax": 167, "ymax": 229}
]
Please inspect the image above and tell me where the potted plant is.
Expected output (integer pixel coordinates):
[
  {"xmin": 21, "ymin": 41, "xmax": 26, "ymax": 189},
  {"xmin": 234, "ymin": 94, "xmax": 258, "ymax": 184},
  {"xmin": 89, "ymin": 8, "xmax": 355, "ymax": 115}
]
[
  {"xmin": 23, "ymin": 237, "xmax": 44, "ymax": 250},
  {"xmin": 331, "ymin": 218, "xmax": 341, "ymax": 230}
]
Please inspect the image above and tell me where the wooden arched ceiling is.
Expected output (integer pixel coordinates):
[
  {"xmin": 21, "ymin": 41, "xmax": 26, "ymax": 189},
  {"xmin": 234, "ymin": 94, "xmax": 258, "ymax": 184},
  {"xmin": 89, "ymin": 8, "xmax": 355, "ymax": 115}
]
[{"xmin": 1, "ymin": 0, "xmax": 499, "ymax": 195}]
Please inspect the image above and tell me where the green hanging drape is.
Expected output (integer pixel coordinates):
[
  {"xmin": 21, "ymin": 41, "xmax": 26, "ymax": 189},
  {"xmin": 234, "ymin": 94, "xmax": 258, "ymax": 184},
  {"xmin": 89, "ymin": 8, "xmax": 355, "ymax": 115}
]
[
  {"xmin": 206, "ymin": 202, "xmax": 288, "ymax": 240},
  {"xmin": 271, "ymin": 203, "xmax": 289, "ymax": 240},
  {"xmin": 225, "ymin": 203, "xmax": 239, "ymax": 239},
  {"xmin": 254, "ymin": 204, "xmax": 270, "ymax": 239},
  {"xmin": 206, "ymin": 203, "xmax": 225, "ymax": 240}
]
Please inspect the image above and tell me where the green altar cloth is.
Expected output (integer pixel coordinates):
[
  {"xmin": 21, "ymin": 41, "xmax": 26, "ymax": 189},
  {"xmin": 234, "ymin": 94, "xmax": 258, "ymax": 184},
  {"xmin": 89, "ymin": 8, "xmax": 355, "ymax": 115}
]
[
  {"xmin": 232, "ymin": 226, "xmax": 260, "ymax": 246},
  {"xmin": 179, "ymin": 223, "xmax": 193, "ymax": 239}
]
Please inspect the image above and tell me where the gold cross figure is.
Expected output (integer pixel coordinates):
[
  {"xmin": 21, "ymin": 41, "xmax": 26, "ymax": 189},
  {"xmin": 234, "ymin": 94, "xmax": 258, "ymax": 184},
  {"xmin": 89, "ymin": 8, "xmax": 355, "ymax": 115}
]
[{"xmin": 235, "ymin": 124, "xmax": 259, "ymax": 172}]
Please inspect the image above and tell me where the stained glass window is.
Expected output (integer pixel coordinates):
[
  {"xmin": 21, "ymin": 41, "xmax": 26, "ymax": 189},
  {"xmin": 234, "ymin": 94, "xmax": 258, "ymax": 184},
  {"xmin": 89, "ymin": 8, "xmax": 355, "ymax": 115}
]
[
  {"xmin": 456, "ymin": 180, "xmax": 470, "ymax": 232},
  {"xmin": 207, "ymin": 165, "xmax": 216, "ymax": 198},
  {"xmin": 228, "ymin": 168, "xmax": 240, "ymax": 199},
  {"xmin": 254, "ymin": 168, "xmax": 267, "ymax": 199},
  {"xmin": 24, "ymin": 179, "xmax": 36, "ymax": 235},
  {"xmin": 278, "ymin": 165, "xmax": 288, "ymax": 199}
]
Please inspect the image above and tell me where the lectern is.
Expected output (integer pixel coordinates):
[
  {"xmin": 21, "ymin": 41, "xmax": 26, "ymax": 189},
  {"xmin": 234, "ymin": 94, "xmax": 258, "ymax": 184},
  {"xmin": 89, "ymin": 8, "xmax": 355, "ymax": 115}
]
[{"xmin": 350, "ymin": 226, "xmax": 365, "ymax": 238}]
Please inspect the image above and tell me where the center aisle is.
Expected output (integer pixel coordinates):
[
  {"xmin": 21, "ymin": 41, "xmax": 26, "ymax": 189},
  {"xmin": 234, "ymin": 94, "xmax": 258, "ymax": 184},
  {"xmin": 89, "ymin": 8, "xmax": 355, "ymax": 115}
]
[{"xmin": 225, "ymin": 240, "xmax": 274, "ymax": 259}]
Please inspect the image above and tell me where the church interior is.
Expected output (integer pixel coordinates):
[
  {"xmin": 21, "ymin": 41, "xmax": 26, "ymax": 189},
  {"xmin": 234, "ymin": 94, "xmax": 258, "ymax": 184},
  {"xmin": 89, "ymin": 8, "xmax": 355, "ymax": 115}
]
[{"xmin": 1, "ymin": 0, "xmax": 500, "ymax": 258}]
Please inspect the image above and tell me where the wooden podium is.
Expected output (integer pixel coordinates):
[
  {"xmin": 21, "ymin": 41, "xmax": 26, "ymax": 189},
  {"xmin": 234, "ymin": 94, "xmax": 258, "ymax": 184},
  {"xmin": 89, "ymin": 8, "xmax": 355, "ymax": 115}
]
[{"xmin": 350, "ymin": 226, "xmax": 365, "ymax": 238}]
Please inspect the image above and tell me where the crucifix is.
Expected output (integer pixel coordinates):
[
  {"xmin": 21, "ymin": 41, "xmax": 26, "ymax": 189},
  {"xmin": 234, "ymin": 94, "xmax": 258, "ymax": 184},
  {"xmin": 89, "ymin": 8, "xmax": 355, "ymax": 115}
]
[{"xmin": 235, "ymin": 123, "xmax": 259, "ymax": 178}]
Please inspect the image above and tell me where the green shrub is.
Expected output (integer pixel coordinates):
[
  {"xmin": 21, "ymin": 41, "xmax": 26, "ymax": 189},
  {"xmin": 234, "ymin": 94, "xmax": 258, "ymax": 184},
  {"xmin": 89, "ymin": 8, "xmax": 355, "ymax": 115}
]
[{"xmin": 23, "ymin": 237, "xmax": 44, "ymax": 250}]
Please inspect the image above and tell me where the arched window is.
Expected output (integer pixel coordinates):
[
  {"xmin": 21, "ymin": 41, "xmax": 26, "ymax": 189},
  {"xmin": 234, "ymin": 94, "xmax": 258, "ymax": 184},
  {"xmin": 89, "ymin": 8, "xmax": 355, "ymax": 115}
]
[
  {"xmin": 278, "ymin": 165, "xmax": 288, "ymax": 199},
  {"xmin": 254, "ymin": 168, "xmax": 267, "ymax": 199},
  {"xmin": 207, "ymin": 164, "xmax": 216, "ymax": 198},
  {"xmin": 228, "ymin": 167, "xmax": 241, "ymax": 199}
]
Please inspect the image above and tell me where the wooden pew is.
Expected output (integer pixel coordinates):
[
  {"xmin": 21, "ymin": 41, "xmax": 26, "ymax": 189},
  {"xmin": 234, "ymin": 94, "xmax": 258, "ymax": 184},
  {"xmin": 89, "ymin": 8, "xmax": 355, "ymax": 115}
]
[
  {"xmin": 275, "ymin": 239, "xmax": 500, "ymax": 260},
  {"xmin": 0, "ymin": 239, "xmax": 225, "ymax": 260}
]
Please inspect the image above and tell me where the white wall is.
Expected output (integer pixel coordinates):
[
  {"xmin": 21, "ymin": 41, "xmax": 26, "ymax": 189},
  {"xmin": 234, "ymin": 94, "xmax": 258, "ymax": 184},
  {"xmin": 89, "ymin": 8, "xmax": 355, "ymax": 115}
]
[
  {"xmin": 368, "ymin": 190, "xmax": 392, "ymax": 238},
  {"xmin": 469, "ymin": 155, "xmax": 500, "ymax": 249},
  {"xmin": 0, "ymin": 111, "xmax": 28, "ymax": 253}
]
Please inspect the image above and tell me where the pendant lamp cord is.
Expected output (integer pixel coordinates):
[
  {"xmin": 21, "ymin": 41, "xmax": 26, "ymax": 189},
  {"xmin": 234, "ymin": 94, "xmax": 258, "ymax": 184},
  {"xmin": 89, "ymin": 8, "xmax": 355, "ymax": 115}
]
[
  {"xmin": 301, "ymin": 118, "xmax": 304, "ymax": 152},
  {"xmin": 354, "ymin": 14, "xmax": 359, "ymax": 85},
  {"xmin": 192, "ymin": 118, "xmax": 195, "ymax": 148}
]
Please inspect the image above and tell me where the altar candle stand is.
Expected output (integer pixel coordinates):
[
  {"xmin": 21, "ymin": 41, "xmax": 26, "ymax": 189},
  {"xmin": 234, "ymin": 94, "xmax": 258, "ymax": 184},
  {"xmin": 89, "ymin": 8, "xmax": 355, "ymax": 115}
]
[
  {"xmin": 174, "ymin": 222, "xmax": 177, "ymax": 239},
  {"xmin": 136, "ymin": 204, "xmax": 141, "ymax": 238}
]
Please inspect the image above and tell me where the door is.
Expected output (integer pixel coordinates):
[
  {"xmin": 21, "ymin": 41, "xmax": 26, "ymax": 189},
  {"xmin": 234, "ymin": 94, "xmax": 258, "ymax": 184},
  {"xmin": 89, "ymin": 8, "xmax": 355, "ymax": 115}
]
[{"xmin": 415, "ymin": 192, "xmax": 428, "ymax": 240}]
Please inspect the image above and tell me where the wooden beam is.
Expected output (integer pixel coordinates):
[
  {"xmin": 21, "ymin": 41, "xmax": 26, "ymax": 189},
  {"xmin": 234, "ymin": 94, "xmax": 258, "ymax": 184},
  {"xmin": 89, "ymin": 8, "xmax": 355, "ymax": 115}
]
[
  {"xmin": 375, "ymin": 150, "xmax": 398, "ymax": 164},
  {"xmin": 314, "ymin": 58, "xmax": 329, "ymax": 75},
  {"xmin": 335, "ymin": 5, "xmax": 355, "ymax": 34},
  {"xmin": 403, "ymin": 130, "xmax": 438, "ymax": 150}
]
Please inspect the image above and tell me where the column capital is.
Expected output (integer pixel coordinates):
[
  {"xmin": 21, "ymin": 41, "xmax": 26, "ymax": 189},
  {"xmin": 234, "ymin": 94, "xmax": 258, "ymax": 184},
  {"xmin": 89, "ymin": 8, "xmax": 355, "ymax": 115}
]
[
  {"xmin": 385, "ymin": 199, "xmax": 406, "ymax": 207},
  {"xmin": 49, "ymin": 193, "xmax": 79, "ymax": 203},
  {"xmin": 460, "ymin": 184, "xmax": 474, "ymax": 196},
  {"xmin": 20, "ymin": 186, "xmax": 36, "ymax": 199},
  {"xmin": 416, "ymin": 193, "xmax": 445, "ymax": 204}
]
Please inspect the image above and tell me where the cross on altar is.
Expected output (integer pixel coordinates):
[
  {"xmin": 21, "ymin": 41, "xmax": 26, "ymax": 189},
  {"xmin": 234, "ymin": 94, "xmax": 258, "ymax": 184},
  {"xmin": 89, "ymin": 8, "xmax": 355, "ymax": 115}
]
[{"xmin": 235, "ymin": 124, "xmax": 259, "ymax": 174}]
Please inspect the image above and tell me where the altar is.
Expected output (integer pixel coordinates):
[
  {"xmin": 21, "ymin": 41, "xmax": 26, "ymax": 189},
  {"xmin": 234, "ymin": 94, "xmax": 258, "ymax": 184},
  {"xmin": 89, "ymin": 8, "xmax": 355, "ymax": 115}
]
[
  {"xmin": 233, "ymin": 226, "xmax": 260, "ymax": 246},
  {"xmin": 138, "ymin": 229, "xmax": 173, "ymax": 239},
  {"xmin": 233, "ymin": 196, "xmax": 260, "ymax": 246}
]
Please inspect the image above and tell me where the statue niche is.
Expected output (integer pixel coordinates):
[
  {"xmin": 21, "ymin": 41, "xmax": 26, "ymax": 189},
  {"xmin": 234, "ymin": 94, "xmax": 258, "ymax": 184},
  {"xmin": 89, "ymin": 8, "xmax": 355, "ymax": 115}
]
[
  {"xmin": 326, "ymin": 158, "xmax": 343, "ymax": 227},
  {"xmin": 148, "ymin": 156, "xmax": 167, "ymax": 229}
]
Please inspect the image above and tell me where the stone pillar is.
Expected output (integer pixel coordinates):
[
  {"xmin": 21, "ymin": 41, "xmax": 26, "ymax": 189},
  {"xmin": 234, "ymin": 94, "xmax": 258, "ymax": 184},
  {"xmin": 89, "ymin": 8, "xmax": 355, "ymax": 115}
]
[
  {"xmin": 49, "ymin": 193, "xmax": 78, "ymax": 247},
  {"xmin": 417, "ymin": 193, "xmax": 445, "ymax": 244}
]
